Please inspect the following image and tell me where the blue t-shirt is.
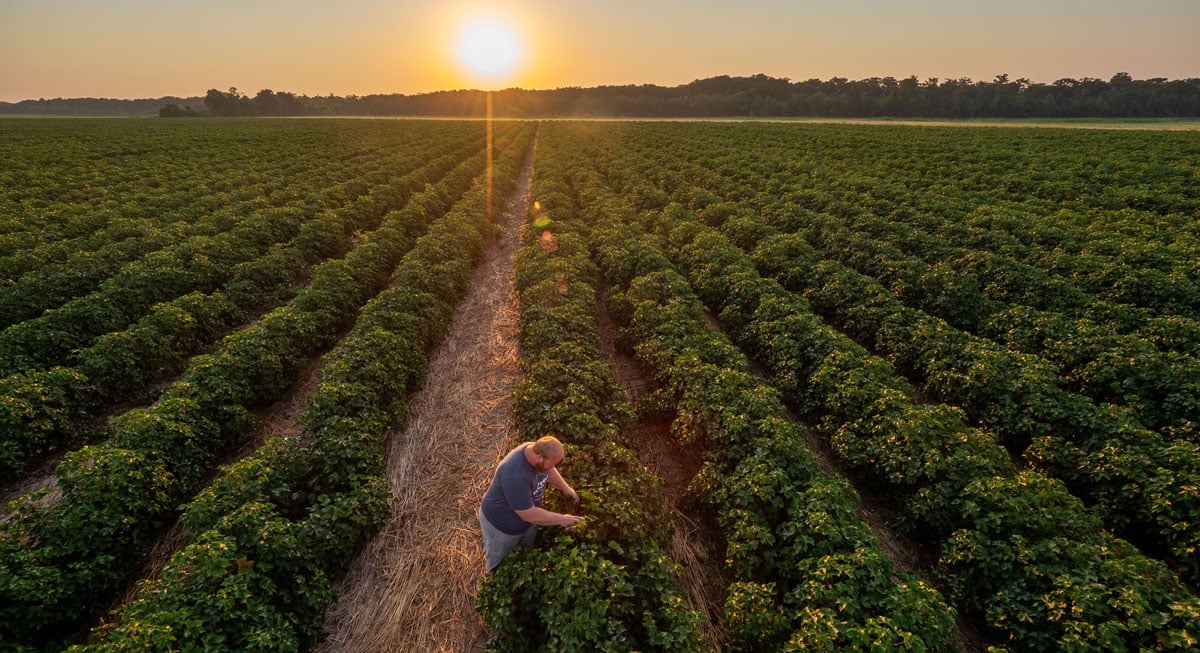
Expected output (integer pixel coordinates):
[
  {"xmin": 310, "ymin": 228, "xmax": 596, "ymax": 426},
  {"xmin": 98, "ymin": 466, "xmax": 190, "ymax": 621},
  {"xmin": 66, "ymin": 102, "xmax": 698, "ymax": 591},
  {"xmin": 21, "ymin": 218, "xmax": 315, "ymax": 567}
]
[{"xmin": 481, "ymin": 443, "xmax": 549, "ymax": 535}]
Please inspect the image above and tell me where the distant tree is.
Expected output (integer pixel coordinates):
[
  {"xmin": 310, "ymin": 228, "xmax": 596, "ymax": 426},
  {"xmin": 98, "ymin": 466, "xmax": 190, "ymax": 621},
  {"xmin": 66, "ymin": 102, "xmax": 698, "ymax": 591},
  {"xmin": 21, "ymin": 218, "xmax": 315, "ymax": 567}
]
[
  {"xmin": 249, "ymin": 89, "xmax": 305, "ymax": 115},
  {"xmin": 203, "ymin": 88, "xmax": 241, "ymax": 116},
  {"xmin": 157, "ymin": 103, "xmax": 200, "ymax": 117}
]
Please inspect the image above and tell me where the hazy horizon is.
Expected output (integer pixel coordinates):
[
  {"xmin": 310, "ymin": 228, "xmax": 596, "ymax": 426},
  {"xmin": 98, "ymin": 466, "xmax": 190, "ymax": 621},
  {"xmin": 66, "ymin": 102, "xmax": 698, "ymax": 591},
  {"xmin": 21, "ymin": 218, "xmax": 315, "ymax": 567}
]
[{"xmin": 2, "ymin": 0, "xmax": 1198, "ymax": 104}]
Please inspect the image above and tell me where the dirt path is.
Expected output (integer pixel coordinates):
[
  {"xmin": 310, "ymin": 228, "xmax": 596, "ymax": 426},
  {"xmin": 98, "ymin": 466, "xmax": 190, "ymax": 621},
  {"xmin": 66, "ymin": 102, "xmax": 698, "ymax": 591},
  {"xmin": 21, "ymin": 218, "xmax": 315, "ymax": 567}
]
[
  {"xmin": 0, "ymin": 456, "xmax": 61, "ymax": 522},
  {"xmin": 315, "ymin": 142, "xmax": 534, "ymax": 653}
]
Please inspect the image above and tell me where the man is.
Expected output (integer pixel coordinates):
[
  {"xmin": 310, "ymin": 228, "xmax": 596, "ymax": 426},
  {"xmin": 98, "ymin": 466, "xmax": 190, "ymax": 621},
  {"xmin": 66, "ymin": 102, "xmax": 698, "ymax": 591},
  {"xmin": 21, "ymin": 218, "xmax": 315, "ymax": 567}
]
[{"xmin": 479, "ymin": 435, "xmax": 582, "ymax": 572}]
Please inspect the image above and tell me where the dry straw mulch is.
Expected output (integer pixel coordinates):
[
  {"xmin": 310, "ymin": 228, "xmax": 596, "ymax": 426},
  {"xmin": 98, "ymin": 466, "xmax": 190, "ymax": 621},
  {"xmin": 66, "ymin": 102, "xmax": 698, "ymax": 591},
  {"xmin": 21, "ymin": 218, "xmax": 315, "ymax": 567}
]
[{"xmin": 316, "ymin": 146, "xmax": 535, "ymax": 653}]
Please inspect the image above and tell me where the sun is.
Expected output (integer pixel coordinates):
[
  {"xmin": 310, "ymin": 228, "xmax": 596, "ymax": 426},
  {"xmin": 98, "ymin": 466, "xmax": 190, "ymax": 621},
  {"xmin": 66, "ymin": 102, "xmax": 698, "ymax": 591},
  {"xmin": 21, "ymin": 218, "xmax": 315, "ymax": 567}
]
[{"xmin": 455, "ymin": 17, "xmax": 522, "ymax": 83}]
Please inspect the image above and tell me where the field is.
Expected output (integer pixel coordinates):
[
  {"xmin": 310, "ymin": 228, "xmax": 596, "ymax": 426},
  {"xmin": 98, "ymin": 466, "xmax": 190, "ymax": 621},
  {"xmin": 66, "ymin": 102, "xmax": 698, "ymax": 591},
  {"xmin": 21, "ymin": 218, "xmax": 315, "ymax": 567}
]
[{"xmin": 1, "ymin": 117, "xmax": 1198, "ymax": 652}]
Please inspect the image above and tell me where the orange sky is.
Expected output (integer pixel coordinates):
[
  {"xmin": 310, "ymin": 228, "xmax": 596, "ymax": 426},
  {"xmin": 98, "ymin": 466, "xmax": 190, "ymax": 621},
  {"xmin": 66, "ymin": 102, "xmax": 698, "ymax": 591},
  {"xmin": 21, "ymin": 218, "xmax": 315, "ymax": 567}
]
[{"xmin": 1, "ymin": 0, "xmax": 1197, "ymax": 102}]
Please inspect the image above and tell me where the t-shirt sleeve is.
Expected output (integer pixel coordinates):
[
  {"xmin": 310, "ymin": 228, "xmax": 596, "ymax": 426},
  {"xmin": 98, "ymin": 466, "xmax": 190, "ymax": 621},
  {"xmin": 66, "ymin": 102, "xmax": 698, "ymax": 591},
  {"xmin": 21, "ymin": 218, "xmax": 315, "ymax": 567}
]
[{"xmin": 499, "ymin": 467, "xmax": 533, "ymax": 512}]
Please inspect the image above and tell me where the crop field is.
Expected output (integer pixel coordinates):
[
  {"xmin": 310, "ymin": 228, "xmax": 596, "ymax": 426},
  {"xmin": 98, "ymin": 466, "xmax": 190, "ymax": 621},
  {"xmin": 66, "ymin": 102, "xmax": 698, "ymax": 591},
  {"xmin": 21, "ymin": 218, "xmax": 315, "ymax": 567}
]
[{"xmin": 1, "ymin": 118, "xmax": 1198, "ymax": 652}]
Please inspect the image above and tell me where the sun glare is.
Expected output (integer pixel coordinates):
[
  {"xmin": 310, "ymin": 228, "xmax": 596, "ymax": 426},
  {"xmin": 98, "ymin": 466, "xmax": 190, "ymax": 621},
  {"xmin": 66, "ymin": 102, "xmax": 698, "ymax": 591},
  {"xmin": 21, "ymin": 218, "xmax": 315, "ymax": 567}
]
[{"xmin": 456, "ymin": 17, "xmax": 521, "ymax": 83}]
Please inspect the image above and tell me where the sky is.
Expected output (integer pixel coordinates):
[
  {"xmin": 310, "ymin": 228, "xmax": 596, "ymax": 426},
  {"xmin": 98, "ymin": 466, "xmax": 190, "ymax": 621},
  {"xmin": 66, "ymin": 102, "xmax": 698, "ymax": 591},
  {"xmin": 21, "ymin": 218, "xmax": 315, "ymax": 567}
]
[{"xmin": 1, "ymin": 0, "xmax": 1197, "ymax": 102}]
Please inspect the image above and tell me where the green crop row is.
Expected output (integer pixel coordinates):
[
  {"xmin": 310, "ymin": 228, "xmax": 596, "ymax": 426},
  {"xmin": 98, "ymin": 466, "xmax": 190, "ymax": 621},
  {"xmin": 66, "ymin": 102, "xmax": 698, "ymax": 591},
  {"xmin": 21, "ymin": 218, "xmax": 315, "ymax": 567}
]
[
  {"xmin": 0, "ymin": 137, "xmax": 482, "ymax": 485},
  {"xmin": 878, "ymin": 195, "xmax": 1200, "ymax": 319},
  {"xmin": 591, "ymin": 123, "xmax": 1200, "ymax": 582},
  {"xmin": 683, "ymin": 123, "xmax": 1200, "ymax": 316},
  {"xmin": 0, "ymin": 119, "xmax": 239, "ymax": 248},
  {"xmin": 634, "ymin": 196, "xmax": 1199, "ymax": 651},
  {"xmin": 0, "ymin": 128, "xmax": 475, "ymax": 376},
  {"xmin": 557, "ymin": 132, "xmax": 961, "ymax": 650},
  {"xmin": 764, "ymin": 206, "xmax": 1200, "ymax": 436},
  {"xmin": 617, "ymin": 122, "xmax": 1200, "ymax": 436},
  {"xmin": 608, "ymin": 124, "xmax": 1200, "ymax": 582},
  {"xmin": 64, "ymin": 124, "xmax": 535, "ymax": 653},
  {"xmin": 632, "ymin": 122, "xmax": 1200, "ymax": 330},
  {"xmin": 0, "ymin": 204, "xmax": 305, "ymax": 373},
  {"xmin": 0, "ymin": 119, "xmax": 436, "ymax": 257},
  {"xmin": 475, "ymin": 127, "xmax": 704, "ymax": 652},
  {"xmin": 0, "ymin": 129, "xmax": 400, "ymax": 328},
  {"xmin": 744, "ymin": 230, "xmax": 1200, "ymax": 583},
  {"xmin": 0, "ymin": 121, "xmax": 483, "ymax": 327},
  {"xmin": 1, "ymin": 199, "xmax": 246, "ymax": 328},
  {"xmin": 0, "ymin": 144, "xmax": 361, "ymax": 286},
  {"xmin": 554, "ymin": 121, "xmax": 1200, "ymax": 648},
  {"xmin": 0, "ymin": 139, "xmax": 497, "ymax": 650}
]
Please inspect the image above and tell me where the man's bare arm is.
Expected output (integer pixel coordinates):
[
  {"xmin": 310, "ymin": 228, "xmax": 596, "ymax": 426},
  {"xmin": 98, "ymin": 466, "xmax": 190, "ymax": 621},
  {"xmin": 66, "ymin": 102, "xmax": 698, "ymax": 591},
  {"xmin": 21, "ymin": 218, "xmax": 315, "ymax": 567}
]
[
  {"xmin": 547, "ymin": 467, "xmax": 578, "ymax": 502},
  {"xmin": 515, "ymin": 506, "xmax": 582, "ymax": 526}
]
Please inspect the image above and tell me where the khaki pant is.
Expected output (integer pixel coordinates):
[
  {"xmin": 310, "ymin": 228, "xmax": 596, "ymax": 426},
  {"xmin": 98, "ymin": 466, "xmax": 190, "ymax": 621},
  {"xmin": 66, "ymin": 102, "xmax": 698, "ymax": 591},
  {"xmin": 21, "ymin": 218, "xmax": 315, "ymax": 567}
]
[{"xmin": 478, "ymin": 507, "xmax": 536, "ymax": 571}]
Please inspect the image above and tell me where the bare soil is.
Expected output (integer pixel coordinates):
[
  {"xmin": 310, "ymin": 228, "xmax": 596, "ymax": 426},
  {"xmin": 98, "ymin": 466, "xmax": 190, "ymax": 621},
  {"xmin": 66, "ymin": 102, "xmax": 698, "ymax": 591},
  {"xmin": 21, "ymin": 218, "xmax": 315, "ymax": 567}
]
[
  {"xmin": 596, "ymin": 302, "xmax": 731, "ymax": 652},
  {"xmin": 0, "ymin": 455, "xmax": 62, "ymax": 523}
]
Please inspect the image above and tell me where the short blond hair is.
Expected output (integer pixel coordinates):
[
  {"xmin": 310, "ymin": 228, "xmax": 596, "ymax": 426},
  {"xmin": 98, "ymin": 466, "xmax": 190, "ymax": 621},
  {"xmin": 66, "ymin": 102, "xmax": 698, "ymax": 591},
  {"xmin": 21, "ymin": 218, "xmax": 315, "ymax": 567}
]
[{"xmin": 530, "ymin": 435, "xmax": 564, "ymax": 459}]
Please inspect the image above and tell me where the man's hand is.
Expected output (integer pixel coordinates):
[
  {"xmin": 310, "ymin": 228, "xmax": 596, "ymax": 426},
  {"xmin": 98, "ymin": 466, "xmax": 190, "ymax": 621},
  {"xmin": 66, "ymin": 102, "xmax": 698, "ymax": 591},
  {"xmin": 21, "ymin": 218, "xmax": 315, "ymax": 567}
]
[
  {"xmin": 560, "ymin": 513, "xmax": 583, "ymax": 527},
  {"xmin": 567, "ymin": 487, "xmax": 580, "ymax": 504}
]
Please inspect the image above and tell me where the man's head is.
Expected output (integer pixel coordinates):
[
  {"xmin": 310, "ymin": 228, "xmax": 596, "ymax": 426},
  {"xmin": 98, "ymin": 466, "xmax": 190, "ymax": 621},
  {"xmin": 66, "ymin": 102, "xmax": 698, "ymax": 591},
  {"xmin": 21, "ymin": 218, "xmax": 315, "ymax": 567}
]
[{"xmin": 528, "ymin": 435, "xmax": 564, "ymax": 471}]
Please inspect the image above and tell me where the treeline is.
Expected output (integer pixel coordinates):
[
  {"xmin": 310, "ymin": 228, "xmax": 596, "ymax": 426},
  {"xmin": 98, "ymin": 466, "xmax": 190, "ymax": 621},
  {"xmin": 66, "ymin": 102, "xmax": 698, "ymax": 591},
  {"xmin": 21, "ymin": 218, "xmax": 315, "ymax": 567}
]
[
  {"xmin": 450, "ymin": 73, "xmax": 1200, "ymax": 119},
  {"xmin": 201, "ymin": 74, "xmax": 1200, "ymax": 119},
  {"xmin": 0, "ymin": 96, "xmax": 204, "ymax": 117},
  {"xmin": 3, "ymin": 73, "xmax": 1198, "ymax": 118}
]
